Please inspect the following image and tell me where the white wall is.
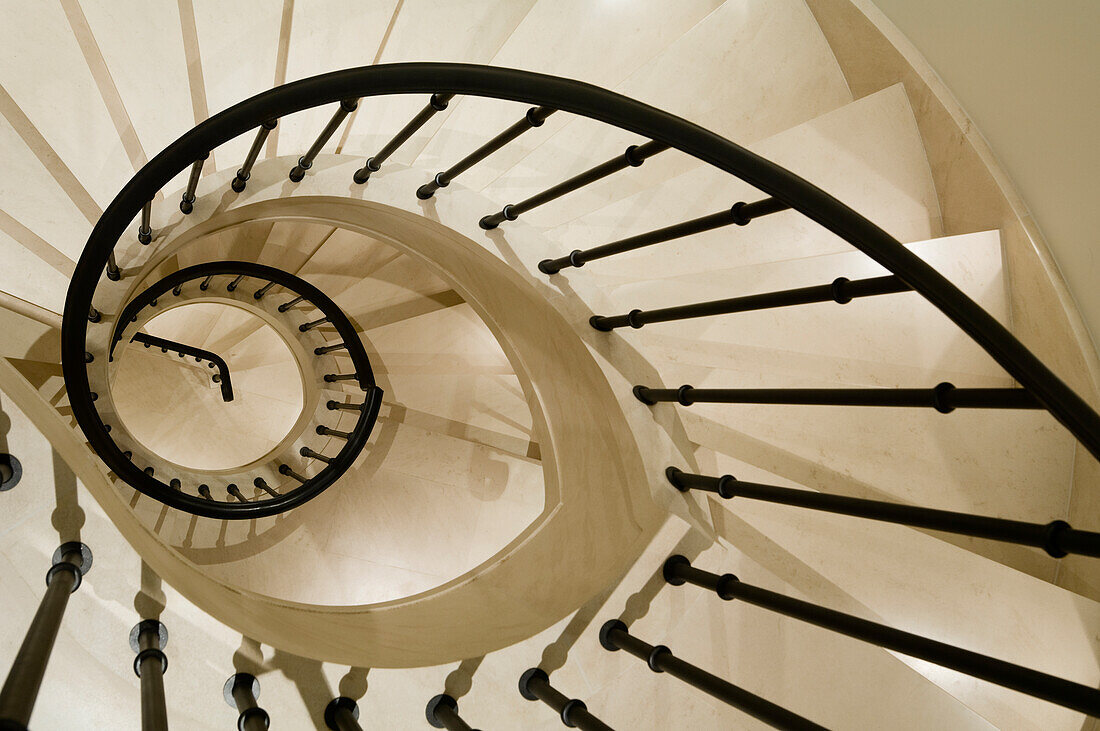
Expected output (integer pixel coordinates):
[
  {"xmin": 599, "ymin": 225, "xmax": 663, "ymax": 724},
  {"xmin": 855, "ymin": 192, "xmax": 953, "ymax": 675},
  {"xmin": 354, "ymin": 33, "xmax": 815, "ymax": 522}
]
[{"xmin": 871, "ymin": 0, "xmax": 1100, "ymax": 352}]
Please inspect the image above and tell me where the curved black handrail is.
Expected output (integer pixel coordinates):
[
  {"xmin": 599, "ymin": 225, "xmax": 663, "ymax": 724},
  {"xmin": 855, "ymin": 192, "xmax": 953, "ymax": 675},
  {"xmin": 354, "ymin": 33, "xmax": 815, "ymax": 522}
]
[
  {"xmin": 83, "ymin": 261, "xmax": 380, "ymax": 519},
  {"xmin": 130, "ymin": 332, "xmax": 234, "ymax": 402},
  {"xmin": 61, "ymin": 63, "xmax": 1100, "ymax": 516}
]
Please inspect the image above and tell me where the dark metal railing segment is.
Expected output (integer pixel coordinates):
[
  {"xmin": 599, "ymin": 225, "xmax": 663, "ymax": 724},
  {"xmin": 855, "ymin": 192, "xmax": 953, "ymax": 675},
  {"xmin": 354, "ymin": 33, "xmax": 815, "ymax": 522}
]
[
  {"xmin": 290, "ymin": 99, "xmax": 358, "ymax": 182},
  {"xmin": 130, "ymin": 619, "xmax": 169, "ymax": 731},
  {"xmin": 663, "ymin": 555, "xmax": 1100, "ymax": 716},
  {"xmin": 599, "ymin": 619, "xmax": 824, "ymax": 730},
  {"xmin": 667, "ymin": 467, "xmax": 1100, "ymax": 558},
  {"xmin": 353, "ymin": 93, "xmax": 455, "ymax": 183},
  {"xmin": 519, "ymin": 668, "xmax": 614, "ymax": 730},
  {"xmin": 633, "ymin": 382, "xmax": 1041, "ymax": 411},
  {"xmin": 324, "ymin": 696, "xmax": 362, "ymax": 731},
  {"xmin": 591, "ymin": 274, "xmax": 910, "ymax": 331},
  {"xmin": 96, "ymin": 261, "xmax": 381, "ymax": 519},
  {"xmin": 479, "ymin": 139, "xmax": 668, "ymax": 229},
  {"xmin": 224, "ymin": 674, "xmax": 269, "ymax": 731},
  {"xmin": 129, "ymin": 332, "xmax": 234, "ymax": 402},
  {"xmin": 425, "ymin": 694, "xmax": 481, "ymax": 731},
  {"xmin": 539, "ymin": 197, "xmax": 789, "ymax": 274},
  {"xmin": 417, "ymin": 105, "xmax": 557, "ymax": 199},
  {"xmin": 0, "ymin": 543, "xmax": 92, "ymax": 729}
]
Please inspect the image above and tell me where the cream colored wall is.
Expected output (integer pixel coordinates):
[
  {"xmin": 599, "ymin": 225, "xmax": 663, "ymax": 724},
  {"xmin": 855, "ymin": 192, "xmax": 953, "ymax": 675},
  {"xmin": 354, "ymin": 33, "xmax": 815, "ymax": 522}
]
[{"xmin": 870, "ymin": 0, "xmax": 1100, "ymax": 353}]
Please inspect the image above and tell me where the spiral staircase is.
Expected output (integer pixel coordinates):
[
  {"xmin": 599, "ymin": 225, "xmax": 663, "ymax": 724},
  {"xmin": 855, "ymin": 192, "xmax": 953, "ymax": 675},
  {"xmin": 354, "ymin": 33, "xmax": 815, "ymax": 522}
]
[{"xmin": 2, "ymin": 1, "xmax": 1100, "ymax": 729}]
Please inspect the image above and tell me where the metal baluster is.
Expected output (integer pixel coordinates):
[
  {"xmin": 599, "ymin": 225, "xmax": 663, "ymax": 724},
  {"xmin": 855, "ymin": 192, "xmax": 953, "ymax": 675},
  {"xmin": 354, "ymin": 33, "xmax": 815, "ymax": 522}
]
[
  {"xmin": 425, "ymin": 694, "xmax": 481, "ymax": 731},
  {"xmin": 353, "ymin": 94, "xmax": 454, "ymax": 184},
  {"xmin": 226, "ymin": 275, "xmax": 245, "ymax": 292},
  {"xmin": 138, "ymin": 201, "xmax": 153, "ymax": 245},
  {"xmin": 315, "ymin": 343, "xmax": 347, "ymax": 355},
  {"xmin": 326, "ymin": 400, "xmax": 363, "ymax": 412},
  {"xmin": 590, "ymin": 275, "xmax": 910, "ymax": 331},
  {"xmin": 179, "ymin": 152, "xmax": 209, "ymax": 214},
  {"xmin": 316, "ymin": 426, "xmax": 351, "ymax": 440},
  {"xmin": 223, "ymin": 673, "xmax": 269, "ymax": 731},
  {"xmin": 253, "ymin": 478, "xmax": 279, "ymax": 498},
  {"xmin": 300, "ymin": 447, "xmax": 333, "ymax": 464},
  {"xmin": 199, "ymin": 275, "xmax": 213, "ymax": 291},
  {"xmin": 662, "ymin": 555, "xmax": 1100, "ymax": 717},
  {"xmin": 253, "ymin": 281, "xmax": 277, "ymax": 299},
  {"xmin": 666, "ymin": 467, "xmax": 1100, "ymax": 557},
  {"xmin": 540, "ymin": 197, "xmax": 789, "ymax": 274},
  {"xmin": 226, "ymin": 484, "xmax": 248, "ymax": 503},
  {"xmin": 417, "ymin": 106, "xmax": 556, "ymax": 199},
  {"xmin": 299, "ymin": 316, "xmax": 330, "ymax": 332},
  {"xmin": 277, "ymin": 295, "xmax": 305, "ymax": 313},
  {"xmin": 279, "ymin": 463, "xmax": 305, "ymax": 481},
  {"xmin": 232, "ymin": 120, "xmax": 278, "ymax": 192},
  {"xmin": 0, "ymin": 543, "xmax": 92, "ymax": 728},
  {"xmin": 519, "ymin": 668, "xmax": 613, "ymax": 730},
  {"xmin": 130, "ymin": 620, "xmax": 168, "ymax": 731},
  {"xmin": 599, "ymin": 619, "xmax": 823, "ymax": 730},
  {"xmin": 479, "ymin": 141, "xmax": 668, "ymax": 229},
  {"xmin": 633, "ymin": 383, "xmax": 1041, "ymax": 412},
  {"xmin": 290, "ymin": 100, "xmax": 359, "ymax": 182},
  {"xmin": 323, "ymin": 373, "xmax": 359, "ymax": 382},
  {"xmin": 107, "ymin": 252, "xmax": 121, "ymax": 281},
  {"xmin": 324, "ymin": 697, "xmax": 362, "ymax": 731}
]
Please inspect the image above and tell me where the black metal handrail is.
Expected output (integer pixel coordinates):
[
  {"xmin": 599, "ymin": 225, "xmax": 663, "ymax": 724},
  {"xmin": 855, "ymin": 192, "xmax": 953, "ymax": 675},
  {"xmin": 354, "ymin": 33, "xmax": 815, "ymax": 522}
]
[
  {"xmin": 59, "ymin": 64, "xmax": 1100, "ymax": 470},
  {"xmin": 129, "ymin": 332, "xmax": 234, "ymax": 402},
  {"xmin": 92, "ymin": 262, "xmax": 381, "ymax": 518}
]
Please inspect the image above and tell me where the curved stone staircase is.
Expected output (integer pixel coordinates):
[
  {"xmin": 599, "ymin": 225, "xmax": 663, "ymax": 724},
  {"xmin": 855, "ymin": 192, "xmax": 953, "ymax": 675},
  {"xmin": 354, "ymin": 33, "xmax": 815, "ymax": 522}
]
[{"xmin": 2, "ymin": 1, "xmax": 1099, "ymax": 729}]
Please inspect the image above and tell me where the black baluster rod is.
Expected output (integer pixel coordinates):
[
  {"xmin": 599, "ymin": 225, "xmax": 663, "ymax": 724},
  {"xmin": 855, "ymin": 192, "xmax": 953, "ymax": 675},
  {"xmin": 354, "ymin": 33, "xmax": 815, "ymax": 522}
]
[
  {"xmin": 130, "ymin": 620, "xmax": 168, "ymax": 731},
  {"xmin": 299, "ymin": 316, "xmax": 330, "ymax": 332},
  {"xmin": 199, "ymin": 275, "xmax": 213, "ymax": 291},
  {"xmin": 324, "ymin": 697, "xmax": 362, "ymax": 731},
  {"xmin": 354, "ymin": 93, "xmax": 455, "ymax": 184},
  {"xmin": 138, "ymin": 200, "xmax": 153, "ymax": 245},
  {"xmin": 226, "ymin": 484, "xmax": 248, "ymax": 503},
  {"xmin": 232, "ymin": 119, "xmax": 278, "ymax": 192},
  {"xmin": 666, "ymin": 467, "xmax": 1100, "ymax": 558},
  {"xmin": 664, "ymin": 555, "xmax": 1100, "ymax": 716},
  {"xmin": 226, "ymin": 275, "xmax": 245, "ymax": 292},
  {"xmin": 425, "ymin": 694, "xmax": 481, "ymax": 731},
  {"xmin": 290, "ymin": 99, "xmax": 359, "ymax": 182},
  {"xmin": 106, "ymin": 251, "xmax": 121, "ymax": 281},
  {"xmin": 300, "ymin": 447, "xmax": 333, "ymax": 464},
  {"xmin": 0, "ymin": 543, "xmax": 92, "ymax": 729},
  {"xmin": 479, "ymin": 140, "xmax": 669, "ymax": 230},
  {"xmin": 169, "ymin": 479, "xmax": 181, "ymax": 490},
  {"xmin": 598, "ymin": 620, "xmax": 823, "ymax": 730},
  {"xmin": 592, "ymin": 274, "xmax": 910, "ymax": 331},
  {"xmin": 278, "ymin": 295, "xmax": 305, "ymax": 313},
  {"xmin": 417, "ymin": 106, "xmax": 557, "ymax": 199},
  {"xmin": 315, "ymin": 343, "xmax": 348, "ymax": 355},
  {"xmin": 253, "ymin": 478, "xmax": 279, "ymax": 498},
  {"xmin": 88, "ymin": 306, "xmax": 101, "ymax": 323},
  {"xmin": 224, "ymin": 673, "xmax": 269, "ymax": 731},
  {"xmin": 519, "ymin": 668, "xmax": 614, "ymax": 731},
  {"xmin": 633, "ymin": 382, "xmax": 1041, "ymax": 412},
  {"xmin": 178, "ymin": 152, "xmax": 209, "ymax": 214},
  {"xmin": 172, "ymin": 284, "xmax": 183, "ymax": 296},
  {"xmin": 197, "ymin": 484, "xmax": 213, "ymax": 500},
  {"xmin": 279, "ymin": 464, "xmax": 307, "ymax": 483},
  {"xmin": 327, "ymin": 400, "xmax": 363, "ymax": 412},
  {"xmin": 253, "ymin": 281, "xmax": 277, "ymax": 299},
  {"xmin": 324, "ymin": 373, "xmax": 359, "ymax": 382},
  {"xmin": 316, "ymin": 426, "xmax": 352, "ymax": 439},
  {"xmin": 540, "ymin": 197, "xmax": 789, "ymax": 274}
]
